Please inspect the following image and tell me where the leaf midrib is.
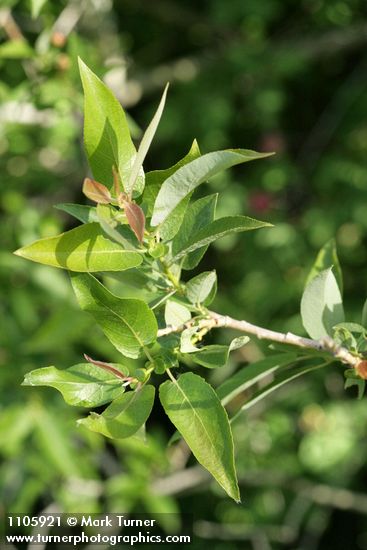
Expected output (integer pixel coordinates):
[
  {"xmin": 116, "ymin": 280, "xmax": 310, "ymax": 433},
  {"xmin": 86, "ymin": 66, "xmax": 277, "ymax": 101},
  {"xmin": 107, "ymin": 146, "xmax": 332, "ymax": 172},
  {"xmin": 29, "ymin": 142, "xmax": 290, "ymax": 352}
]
[
  {"xmin": 104, "ymin": 389, "xmax": 140, "ymax": 420},
  {"xmin": 171, "ymin": 219, "xmax": 267, "ymax": 262},
  {"xmin": 85, "ymin": 70, "xmax": 120, "ymax": 167},
  {"xmin": 26, "ymin": 249, "xmax": 136, "ymax": 257},
  {"xmin": 46, "ymin": 380, "xmax": 120, "ymax": 386},
  {"xmin": 170, "ymin": 377, "xmax": 230, "ymax": 484},
  {"xmin": 99, "ymin": 300, "xmax": 150, "ymax": 351}
]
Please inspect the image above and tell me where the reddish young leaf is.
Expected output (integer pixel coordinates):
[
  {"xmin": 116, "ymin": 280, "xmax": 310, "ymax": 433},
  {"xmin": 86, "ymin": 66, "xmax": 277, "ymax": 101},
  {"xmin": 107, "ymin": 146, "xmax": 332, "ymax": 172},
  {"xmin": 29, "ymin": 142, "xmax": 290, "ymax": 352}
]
[
  {"xmin": 123, "ymin": 200, "xmax": 146, "ymax": 242},
  {"xmin": 83, "ymin": 354, "xmax": 128, "ymax": 380},
  {"xmin": 83, "ymin": 178, "xmax": 112, "ymax": 204},
  {"xmin": 356, "ymin": 360, "xmax": 367, "ymax": 380}
]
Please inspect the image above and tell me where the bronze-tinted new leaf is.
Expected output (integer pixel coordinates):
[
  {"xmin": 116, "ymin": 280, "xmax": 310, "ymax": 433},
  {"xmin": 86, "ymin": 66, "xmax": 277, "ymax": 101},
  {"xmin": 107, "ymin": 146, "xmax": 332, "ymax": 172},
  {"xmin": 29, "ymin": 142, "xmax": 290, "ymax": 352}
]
[
  {"xmin": 123, "ymin": 201, "xmax": 146, "ymax": 242},
  {"xmin": 83, "ymin": 354, "xmax": 128, "ymax": 380},
  {"xmin": 83, "ymin": 178, "xmax": 112, "ymax": 204}
]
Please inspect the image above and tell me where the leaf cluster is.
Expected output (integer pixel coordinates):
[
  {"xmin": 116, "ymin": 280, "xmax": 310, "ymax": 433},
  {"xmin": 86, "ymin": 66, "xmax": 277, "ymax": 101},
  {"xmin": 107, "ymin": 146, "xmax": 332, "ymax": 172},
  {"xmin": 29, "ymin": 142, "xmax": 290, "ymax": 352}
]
[
  {"xmin": 14, "ymin": 60, "xmax": 367, "ymax": 502},
  {"xmin": 14, "ymin": 60, "xmax": 275, "ymax": 501}
]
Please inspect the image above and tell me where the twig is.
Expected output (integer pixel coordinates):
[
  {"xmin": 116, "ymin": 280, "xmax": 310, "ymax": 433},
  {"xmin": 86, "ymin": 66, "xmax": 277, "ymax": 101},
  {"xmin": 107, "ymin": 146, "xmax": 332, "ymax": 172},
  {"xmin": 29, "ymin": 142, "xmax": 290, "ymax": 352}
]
[
  {"xmin": 51, "ymin": 0, "xmax": 87, "ymax": 41},
  {"xmin": 151, "ymin": 464, "xmax": 209, "ymax": 496},
  {"xmin": 152, "ymin": 465, "xmax": 367, "ymax": 515},
  {"xmin": 0, "ymin": 8, "xmax": 24, "ymax": 40},
  {"xmin": 157, "ymin": 310, "xmax": 360, "ymax": 368}
]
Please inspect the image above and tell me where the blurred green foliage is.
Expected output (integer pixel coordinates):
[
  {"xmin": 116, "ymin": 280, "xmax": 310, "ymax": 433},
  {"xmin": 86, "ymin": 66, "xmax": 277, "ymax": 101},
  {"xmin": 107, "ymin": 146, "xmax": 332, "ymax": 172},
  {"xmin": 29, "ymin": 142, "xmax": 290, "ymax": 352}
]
[{"xmin": 2, "ymin": 0, "xmax": 367, "ymax": 548}]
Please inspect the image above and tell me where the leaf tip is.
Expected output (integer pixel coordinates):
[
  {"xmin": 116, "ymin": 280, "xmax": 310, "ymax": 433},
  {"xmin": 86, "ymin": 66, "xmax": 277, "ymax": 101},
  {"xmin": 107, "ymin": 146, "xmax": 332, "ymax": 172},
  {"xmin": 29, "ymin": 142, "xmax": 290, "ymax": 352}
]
[
  {"xmin": 190, "ymin": 138, "xmax": 201, "ymax": 155},
  {"xmin": 123, "ymin": 201, "xmax": 146, "ymax": 242},
  {"xmin": 256, "ymin": 220, "xmax": 274, "ymax": 228},
  {"xmin": 228, "ymin": 485, "xmax": 241, "ymax": 503},
  {"xmin": 83, "ymin": 177, "xmax": 111, "ymax": 204},
  {"xmin": 13, "ymin": 247, "xmax": 25, "ymax": 258},
  {"xmin": 77, "ymin": 56, "xmax": 87, "ymax": 70},
  {"xmin": 77, "ymin": 415, "xmax": 97, "ymax": 427}
]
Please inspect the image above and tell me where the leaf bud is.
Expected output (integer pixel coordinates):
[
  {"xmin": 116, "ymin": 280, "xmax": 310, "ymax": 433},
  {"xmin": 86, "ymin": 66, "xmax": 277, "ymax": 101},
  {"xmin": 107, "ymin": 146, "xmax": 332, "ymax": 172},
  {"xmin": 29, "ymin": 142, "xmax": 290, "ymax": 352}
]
[
  {"xmin": 148, "ymin": 242, "xmax": 168, "ymax": 258},
  {"xmin": 134, "ymin": 368, "xmax": 147, "ymax": 382},
  {"xmin": 356, "ymin": 360, "xmax": 367, "ymax": 380},
  {"xmin": 83, "ymin": 178, "xmax": 112, "ymax": 204}
]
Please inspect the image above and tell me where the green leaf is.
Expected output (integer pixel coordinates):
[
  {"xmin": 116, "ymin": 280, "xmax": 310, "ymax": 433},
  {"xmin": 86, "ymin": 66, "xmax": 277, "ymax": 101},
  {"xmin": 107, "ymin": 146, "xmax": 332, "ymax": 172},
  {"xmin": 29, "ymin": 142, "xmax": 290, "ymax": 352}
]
[
  {"xmin": 96, "ymin": 204, "xmax": 141, "ymax": 251},
  {"xmin": 268, "ymin": 342, "xmax": 330, "ymax": 357},
  {"xmin": 170, "ymin": 216, "xmax": 272, "ymax": 263},
  {"xmin": 14, "ymin": 223, "xmax": 143, "ymax": 272},
  {"xmin": 344, "ymin": 370, "xmax": 366, "ymax": 400},
  {"xmin": 333, "ymin": 322, "xmax": 366, "ymax": 334},
  {"xmin": 164, "ymin": 300, "xmax": 191, "ymax": 327},
  {"xmin": 151, "ymin": 149, "xmax": 273, "ymax": 227},
  {"xmin": 186, "ymin": 271, "xmax": 217, "ymax": 305},
  {"xmin": 172, "ymin": 194, "xmax": 217, "ymax": 270},
  {"xmin": 216, "ymin": 353, "xmax": 298, "ymax": 405},
  {"xmin": 150, "ymin": 348, "xmax": 178, "ymax": 374},
  {"xmin": 187, "ymin": 336, "xmax": 249, "ymax": 369},
  {"xmin": 180, "ymin": 327, "xmax": 201, "ymax": 353},
  {"xmin": 143, "ymin": 140, "xmax": 202, "ymax": 241},
  {"xmin": 142, "ymin": 140, "xmax": 201, "ymax": 217},
  {"xmin": 301, "ymin": 268, "xmax": 344, "ymax": 339},
  {"xmin": 159, "ymin": 195, "xmax": 192, "ymax": 242},
  {"xmin": 78, "ymin": 58, "xmax": 144, "ymax": 195},
  {"xmin": 231, "ymin": 358, "xmax": 330, "ymax": 421},
  {"xmin": 127, "ymin": 84, "xmax": 168, "ymax": 196},
  {"xmin": 148, "ymin": 242, "xmax": 168, "ymax": 259},
  {"xmin": 78, "ymin": 385, "xmax": 155, "ymax": 439},
  {"xmin": 332, "ymin": 324, "xmax": 358, "ymax": 351},
  {"xmin": 344, "ymin": 377, "xmax": 366, "ymax": 399},
  {"xmin": 159, "ymin": 372, "xmax": 240, "ymax": 502},
  {"xmin": 55, "ymin": 203, "xmax": 98, "ymax": 224},
  {"xmin": 22, "ymin": 363, "xmax": 127, "ymax": 407},
  {"xmin": 106, "ymin": 270, "xmax": 165, "ymax": 305},
  {"xmin": 70, "ymin": 273, "xmax": 158, "ymax": 358},
  {"xmin": 307, "ymin": 238, "xmax": 343, "ymax": 294}
]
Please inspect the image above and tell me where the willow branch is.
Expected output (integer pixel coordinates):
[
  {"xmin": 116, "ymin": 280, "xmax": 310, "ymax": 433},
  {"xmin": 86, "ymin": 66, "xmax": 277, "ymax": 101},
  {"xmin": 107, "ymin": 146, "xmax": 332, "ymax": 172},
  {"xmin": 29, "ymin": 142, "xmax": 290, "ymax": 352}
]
[
  {"xmin": 0, "ymin": 8, "xmax": 24, "ymax": 40},
  {"xmin": 157, "ymin": 310, "xmax": 360, "ymax": 368}
]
